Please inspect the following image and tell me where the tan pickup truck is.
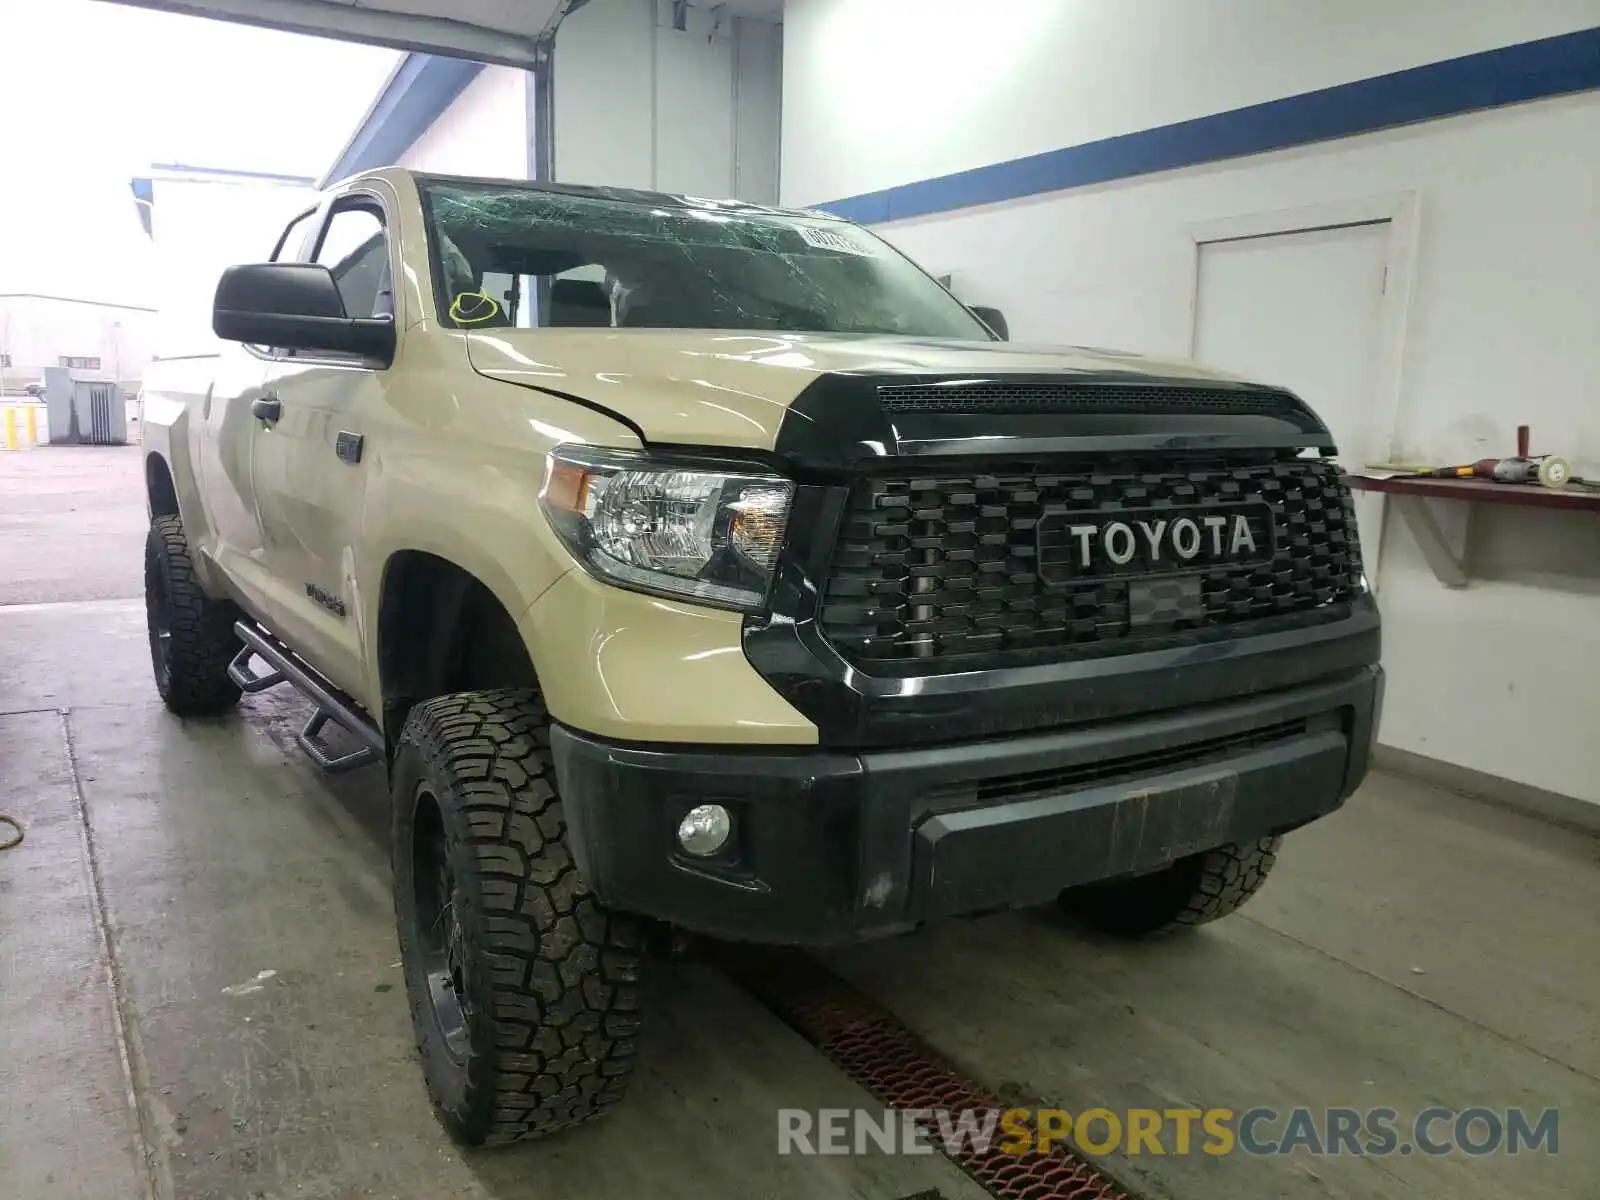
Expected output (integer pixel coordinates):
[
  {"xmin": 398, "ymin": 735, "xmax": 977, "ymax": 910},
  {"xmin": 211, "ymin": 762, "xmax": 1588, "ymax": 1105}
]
[{"xmin": 139, "ymin": 167, "xmax": 1382, "ymax": 1146}]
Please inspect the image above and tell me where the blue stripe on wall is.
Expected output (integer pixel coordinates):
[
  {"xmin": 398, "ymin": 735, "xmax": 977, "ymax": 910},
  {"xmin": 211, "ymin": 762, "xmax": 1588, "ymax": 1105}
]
[
  {"xmin": 820, "ymin": 27, "xmax": 1600, "ymax": 224},
  {"xmin": 324, "ymin": 54, "xmax": 486, "ymax": 184}
]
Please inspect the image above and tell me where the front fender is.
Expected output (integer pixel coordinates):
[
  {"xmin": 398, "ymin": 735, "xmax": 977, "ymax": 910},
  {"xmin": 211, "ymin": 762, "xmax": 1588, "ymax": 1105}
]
[
  {"xmin": 518, "ymin": 569, "xmax": 815, "ymax": 744},
  {"xmin": 355, "ymin": 363, "xmax": 645, "ymax": 715}
]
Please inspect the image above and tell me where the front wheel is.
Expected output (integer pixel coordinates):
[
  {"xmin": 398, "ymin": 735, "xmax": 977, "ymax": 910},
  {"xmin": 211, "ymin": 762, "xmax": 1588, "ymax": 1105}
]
[
  {"xmin": 391, "ymin": 689, "xmax": 644, "ymax": 1146},
  {"xmin": 1058, "ymin": 837, "xmax": 1282, "ymax": 938},
  {"xmin": 144, "ymin": 514, "xmax": 242, "ymax": 716}
]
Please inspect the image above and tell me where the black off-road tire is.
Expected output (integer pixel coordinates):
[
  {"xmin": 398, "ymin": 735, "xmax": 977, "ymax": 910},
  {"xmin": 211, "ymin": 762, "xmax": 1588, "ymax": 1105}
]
[
  {"xmin": 391, "ymin": 689, "xmax": 644, "ymax": 1147},
  {"xmin": 1059, "ymin": 837, "xmax": 1282, "ymax": 938},
  {"xmin": 144, "ymin": 514, "xmax": 242, "ymax": 716}
]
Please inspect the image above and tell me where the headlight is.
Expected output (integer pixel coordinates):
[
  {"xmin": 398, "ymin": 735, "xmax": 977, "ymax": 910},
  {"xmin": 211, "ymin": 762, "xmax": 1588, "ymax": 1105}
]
[{"xmin": 540, "ymin": 445, "xmax": 793, "ymax": 611}]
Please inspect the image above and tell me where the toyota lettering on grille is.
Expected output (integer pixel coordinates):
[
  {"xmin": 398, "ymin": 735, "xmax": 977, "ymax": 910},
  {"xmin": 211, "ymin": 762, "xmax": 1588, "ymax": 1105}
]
[{"xmin": 1037, "ymin": 503, "xmax": 1275, "ymax": 582}]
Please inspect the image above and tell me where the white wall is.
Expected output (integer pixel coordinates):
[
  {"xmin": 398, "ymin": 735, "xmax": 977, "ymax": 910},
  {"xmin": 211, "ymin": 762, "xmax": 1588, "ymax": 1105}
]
[
  {"xmin": 878, "ymin": 97, "xmax": 1600, "ymax": 474},
  {"xmin": 734, "ymin": 15, "xmax": 784, "ymax": 204},
  {"xmin": 781, "ymin": 2, "xmax": 1600, "ymax": 805},
  {"xmin": 360, "ymin": 1, "xmax": 783, "ymax": 198},
  {"xmin": 782, "ymin": 0, "xmax": 1600, "ymax": 204},
  {"xmin": 398, "ymin": 66, "xmax": 531, "ymax": 178},
  {"xmin": 554, "ymin": 0, "xmax": 782, "ymax": 201},
  {"xmin": 555, "ymin": 0, "xmax": 655, "ymax": 189}
]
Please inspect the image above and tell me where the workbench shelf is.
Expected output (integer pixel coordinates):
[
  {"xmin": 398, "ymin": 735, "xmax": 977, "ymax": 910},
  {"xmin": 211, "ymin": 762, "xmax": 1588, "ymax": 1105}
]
[
  {"xmin": 1345, "ymin": 474, "xmax": 1600, "ymax": 587},
  {"xmin": 1346, "ymin": 474, "xmax": 1600, "ymax": 513}
]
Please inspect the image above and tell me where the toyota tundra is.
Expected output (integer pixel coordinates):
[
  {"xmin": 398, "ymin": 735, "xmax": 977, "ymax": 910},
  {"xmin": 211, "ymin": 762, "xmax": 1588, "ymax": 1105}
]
[{"xmin": 139, "ymin": 168, "xmax": 1382, "ymax": 1146}]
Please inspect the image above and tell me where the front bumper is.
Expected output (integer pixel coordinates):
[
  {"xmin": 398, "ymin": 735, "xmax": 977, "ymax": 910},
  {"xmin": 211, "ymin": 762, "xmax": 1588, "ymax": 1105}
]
[{"xmin": 550, "ymin": 665, "xmax": 1383, "ymax": 946}]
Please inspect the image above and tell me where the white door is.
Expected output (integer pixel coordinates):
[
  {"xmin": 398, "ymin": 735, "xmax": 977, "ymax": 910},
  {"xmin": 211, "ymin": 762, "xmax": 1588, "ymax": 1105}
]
[{"xmin": 1193, "ymin": 221, "xmax": 1390, "ymax": 563}]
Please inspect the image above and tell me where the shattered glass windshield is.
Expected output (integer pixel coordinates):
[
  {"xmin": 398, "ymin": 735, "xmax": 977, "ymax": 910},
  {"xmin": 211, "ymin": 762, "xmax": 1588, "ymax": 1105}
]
[{"xmin": 418, "ymin": 181, "xmax": 993, "ymax": 339}]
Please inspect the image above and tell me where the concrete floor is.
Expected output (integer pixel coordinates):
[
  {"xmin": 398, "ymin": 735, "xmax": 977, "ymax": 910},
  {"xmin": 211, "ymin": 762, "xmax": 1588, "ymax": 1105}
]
[{"xmin": 2, "ymin": 444, "xmax": 1597, "ymax": 1200}]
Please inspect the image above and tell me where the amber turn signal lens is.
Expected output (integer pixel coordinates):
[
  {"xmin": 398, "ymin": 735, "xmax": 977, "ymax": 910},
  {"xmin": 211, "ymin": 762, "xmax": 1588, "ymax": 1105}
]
[
  {"xmin": 729, "ymin": 486, "xmax": 790, "ymax": 571},
  {"xmin": 545, "ymin": 460, "xmax": 593, "ymax": 515}
]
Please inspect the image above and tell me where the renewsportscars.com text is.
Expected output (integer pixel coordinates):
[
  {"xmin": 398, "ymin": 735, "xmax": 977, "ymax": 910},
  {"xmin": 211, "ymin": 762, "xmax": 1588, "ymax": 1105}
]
[{"xmin": 777, "ymin": 1106, "xmax": 1559, "ymax": 1158}]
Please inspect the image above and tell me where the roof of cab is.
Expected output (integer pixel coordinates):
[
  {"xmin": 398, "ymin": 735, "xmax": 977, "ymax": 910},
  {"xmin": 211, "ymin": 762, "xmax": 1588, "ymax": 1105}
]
[{"xmin": 334, "ymin": 165, "xmax": 844, "ymax": 222}]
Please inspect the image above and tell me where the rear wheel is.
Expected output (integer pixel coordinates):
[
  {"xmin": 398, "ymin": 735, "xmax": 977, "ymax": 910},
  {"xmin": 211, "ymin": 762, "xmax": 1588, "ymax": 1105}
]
[
  {"xmin": 144, "ymin": 514, "xmax": 241, "ymax": 716},
  {"xmin": 1058, "ymin": 837, "xmax": 1282, "ymax": 937},
  {"xmin": 392, "ymin": 688, "xmax": 644, "ymax": 1146}
]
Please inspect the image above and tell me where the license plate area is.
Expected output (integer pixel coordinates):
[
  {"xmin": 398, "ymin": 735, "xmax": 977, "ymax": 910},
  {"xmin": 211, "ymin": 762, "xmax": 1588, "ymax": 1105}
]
[
  {"xmin": 911, "ymin": 729, "xmax": 1349, "ymax": 918},
  {"xmin": 1128, "ymin": 575, "xmax": 1204, "ymax": 627}
]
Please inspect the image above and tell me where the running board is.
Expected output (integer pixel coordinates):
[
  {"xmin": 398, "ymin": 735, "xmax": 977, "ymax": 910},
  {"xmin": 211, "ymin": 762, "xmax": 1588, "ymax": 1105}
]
[
  {"xmin": 230, "ymin": 622, "xmax": 383, "ymax": 774},
  {"xmin": 227, "ymin": 645, "xmax": 284, "ymax": 693}
]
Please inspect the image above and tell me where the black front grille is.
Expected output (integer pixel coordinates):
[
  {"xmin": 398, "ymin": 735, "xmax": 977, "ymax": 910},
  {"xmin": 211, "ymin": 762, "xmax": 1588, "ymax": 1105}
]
[
  {"xmin": 876, "ymin": 382, "xmax": 1303, "ymax": 416},
  {"xmin": 819, "ymin": 453, "xmax": 1363, "ymax": 668}
]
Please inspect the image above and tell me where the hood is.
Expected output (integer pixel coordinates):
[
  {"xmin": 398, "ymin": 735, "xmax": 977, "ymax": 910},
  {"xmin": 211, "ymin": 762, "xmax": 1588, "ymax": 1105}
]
[{"xmin": 465, "ymin": 329, "xmax": 1329, "ymax": 463}]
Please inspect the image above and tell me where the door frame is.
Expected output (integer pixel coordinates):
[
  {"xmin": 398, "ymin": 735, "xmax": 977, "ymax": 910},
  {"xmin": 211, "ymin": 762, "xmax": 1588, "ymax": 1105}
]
[{"xmin": 1182, "ymin": 192, "xmax": 1421, "ymax": 584}]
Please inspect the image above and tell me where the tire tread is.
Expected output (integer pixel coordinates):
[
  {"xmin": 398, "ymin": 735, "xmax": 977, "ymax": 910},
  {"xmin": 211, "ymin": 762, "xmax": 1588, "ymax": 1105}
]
[
  {"xmin": 1062, "ymin": 836, "xmax": 1281, "ymax": 938},
  {"xmin": 1169, "ymin": 837, "xmax": 1280, "ymax": 929},
  {"xmin": 145, "ymin": 514, "xmax": 241, "ymax": 716},
  {"xmin": 395, "ymin": 689, "xmax": 642, "ymax": 1146}
]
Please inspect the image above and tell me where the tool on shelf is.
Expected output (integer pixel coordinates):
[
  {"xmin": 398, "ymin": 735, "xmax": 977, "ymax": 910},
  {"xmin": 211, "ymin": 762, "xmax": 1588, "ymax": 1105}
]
[{"xmin": 1366, "ymin": 425, "xmax": 1576, "ymax": 489}]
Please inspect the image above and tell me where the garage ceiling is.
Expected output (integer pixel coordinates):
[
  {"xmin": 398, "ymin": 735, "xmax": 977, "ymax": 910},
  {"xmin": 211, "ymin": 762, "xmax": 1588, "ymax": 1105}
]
[
  {"xmin": 104, "ymin": 0, "xmax": 574, "ymax": 68},
  {"xmin": 102, "ymin": 0, "xmax": 783, "ymax": 68}
]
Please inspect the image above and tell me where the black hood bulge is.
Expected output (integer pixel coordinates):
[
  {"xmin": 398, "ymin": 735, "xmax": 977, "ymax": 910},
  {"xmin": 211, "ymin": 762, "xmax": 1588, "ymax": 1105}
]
[{"xmin": 771, "ymin": 371, "xmax": 1336, "ymax": 474}]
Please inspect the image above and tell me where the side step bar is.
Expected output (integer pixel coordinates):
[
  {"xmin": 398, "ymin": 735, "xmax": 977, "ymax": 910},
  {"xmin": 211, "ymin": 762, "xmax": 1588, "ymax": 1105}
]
[{"xmin": 227, "ymin": 622, "xmax": 383, "ymax": 774}]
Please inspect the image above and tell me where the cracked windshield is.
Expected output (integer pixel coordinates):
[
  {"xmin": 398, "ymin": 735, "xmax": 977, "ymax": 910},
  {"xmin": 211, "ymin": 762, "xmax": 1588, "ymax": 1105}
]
[{"xmin": 420, "ymin": 181, "xmax": 992, "ymax": 338}]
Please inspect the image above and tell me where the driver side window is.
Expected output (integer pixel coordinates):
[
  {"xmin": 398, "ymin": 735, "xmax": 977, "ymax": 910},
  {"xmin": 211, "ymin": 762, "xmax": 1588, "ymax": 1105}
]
[{"xmin": 313, "ymin": 204, "xmax": 392, "ymax": 320}]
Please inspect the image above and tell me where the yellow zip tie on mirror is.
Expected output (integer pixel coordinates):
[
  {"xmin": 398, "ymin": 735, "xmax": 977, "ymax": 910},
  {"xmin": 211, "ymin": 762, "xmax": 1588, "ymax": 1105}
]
[{"xmin": 450, "ymin": 291, "xmax": 501, "ymax": 325}]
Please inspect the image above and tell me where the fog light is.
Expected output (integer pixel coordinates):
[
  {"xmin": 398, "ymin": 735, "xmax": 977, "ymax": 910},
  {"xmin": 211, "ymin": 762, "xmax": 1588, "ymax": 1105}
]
[{"xmin": 676, "ymin": 803, "xmax": 732, "ymax": 856}]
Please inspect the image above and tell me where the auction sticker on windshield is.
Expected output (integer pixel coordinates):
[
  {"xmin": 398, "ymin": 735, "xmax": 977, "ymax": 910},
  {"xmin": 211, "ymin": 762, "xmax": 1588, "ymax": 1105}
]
[{"xmin": 798, "ymin": 226, "xmax": 876, "ymax": 256}]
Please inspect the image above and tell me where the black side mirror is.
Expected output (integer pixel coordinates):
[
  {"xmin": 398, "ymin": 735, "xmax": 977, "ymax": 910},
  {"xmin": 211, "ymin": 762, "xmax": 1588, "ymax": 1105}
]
[
  {"xmin": 213, "ymin": 263, "xmax": 395, "ymax": 364},
  {"xmin": 969, "ymin": 305, "xmax": 1009, "ymax": 341}
]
